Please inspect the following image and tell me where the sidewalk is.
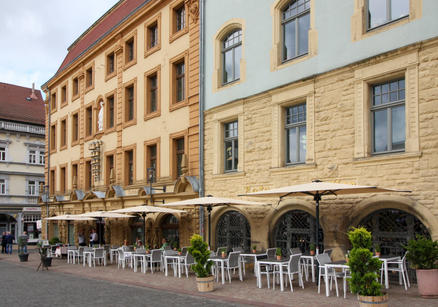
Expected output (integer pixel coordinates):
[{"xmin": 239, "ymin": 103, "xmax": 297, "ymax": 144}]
[{"xmin": 1, "ymin": 253, "xmax": 435, "ymax": 307}]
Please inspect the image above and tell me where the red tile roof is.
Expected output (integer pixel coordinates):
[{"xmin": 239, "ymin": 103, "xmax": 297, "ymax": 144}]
[
  {"xmin": 55, "ymin": 0, "xmax": 149, "ymax": 76},
  {"xmin": 0, "ymin": 82, "xmax": 45, "ymax": 126}
]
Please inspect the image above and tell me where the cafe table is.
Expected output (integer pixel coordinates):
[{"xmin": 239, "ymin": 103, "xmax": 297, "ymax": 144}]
[
  {"xmin": 323, "ymin": 262, "xmax": 349, "ymax": 297},
  {"xmin": 300, "ymin": 254, "xmax": 316, "ymax": 282},
  {"xmin": 83, "ymin": 250, "xmax": 93, "ymax": 267},
  {"xmin": 255, "ymin": 257, "xmax": 289, "ymax": 291},
  {"xmin": 164, "ymin": 252, "xmax": 185, "ymax": 277},
  {"xmin": 209, "ymin": 255, "xmax": 229, "ymax": 284},
  {"xmin": 132, "ymin": 252, "xmax": 148, "ymax": 273},
  {"xmin": 376, "ymin": 256, "xmax": 400, "ymax": 289},
  {"xmin": 239, "ymin": 251, "xmax": 267, "ymax": 276}
]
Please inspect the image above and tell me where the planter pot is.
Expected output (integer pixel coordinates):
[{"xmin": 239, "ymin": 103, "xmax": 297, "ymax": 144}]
[
  {"xmin": 221, "ymin": 252, "xmax": 226, "ymax": 258},
  {"xmin": 375, "ymin": 252, "xmax": 381, "ymax": 257},
  {"xmin": 252, "ymin": 250, "xmax": 257, "ymax": 254},
  {"xmin": 196, "ymin": 276, "xmax": 214, "ymax": 292},
  {"xmin": 43, "ymin": 257, "xmax": 52, "ymax": 267},
  {"xmin": 358, "ymin": 293, "xmax": 388, "ymax": 307},
  {"xmin": 310, "ymin": 250, "xmax": 315, "ymax": 256},
  {"xmin": 19, "ymin": 253, "xmax": 29, "ymax": 262},
  {"xmin": 416, "ymin": 269, "xmax": 438, "ymax": 298},
  {"xmin": 276, "ymin": 255, "xmax": 281, "ymax": 260}
]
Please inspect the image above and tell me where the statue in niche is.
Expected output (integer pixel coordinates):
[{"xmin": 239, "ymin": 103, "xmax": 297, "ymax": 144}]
[{"xmin": 98, "ymin": 100, "xmax": 104, "ymax": 131}]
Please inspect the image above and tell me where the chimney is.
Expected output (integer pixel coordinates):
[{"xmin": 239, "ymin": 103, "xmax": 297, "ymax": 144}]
[{"xmin": 30, "ymin": 82, "xmax": 38, "ymax": 100}]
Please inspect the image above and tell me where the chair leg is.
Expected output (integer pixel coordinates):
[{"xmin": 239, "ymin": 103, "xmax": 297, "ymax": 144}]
[
  {"xmin": 405, "ymin": 265, "xmax": 411, "ymax": 288},
  {"xmin": 334, "ymin": 274, "xmax": 339, "ymax": 297},
  {"xmin": 317, "ymin": 271, "xmax": 321, "ymax": 294}
]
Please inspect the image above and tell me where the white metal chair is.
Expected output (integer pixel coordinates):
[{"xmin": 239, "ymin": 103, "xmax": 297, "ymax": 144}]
[
  {"xmin": 380, "ymin": 252, "xmax": 410, "ymax": 290},
  {"xmin": 273, "ymin": 253, "xmax": 304, "ymax": 292},
  {"xmin": 181, "ymin": 252, "xmax": 195, "ymax": 278},
  {"xmin": 224, "ymin": 251, "xmax": 242, "ymax": 283},
  {"xmin": 150, "ymin": 249, "xmax": 163, "ymax": 273},
  {"xmin": 91, "ymin": 248, "xmax": 106, "ymax": 267},
  {"xmin": 67, "ymin": 246, "xmax": 77, "ymax": 264},
  {"xmin": 316, "ymin": 253, "xmax": 344, "ymax": 297},
  {"xmin": 117, "ymin": 248, "xmax": 132, "ymax": 269}
]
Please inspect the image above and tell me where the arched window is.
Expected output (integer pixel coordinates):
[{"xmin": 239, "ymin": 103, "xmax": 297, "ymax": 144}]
[
  {"xmin": 161, "ymin": 214, "xmax": 179, "ymax": 248},
  {"xmin": 216, "ymin": 210, "xmax": 250, "ymax": 251},
  {"xmin": 273, "ymin": 209, "xmax": 323, "ymax": 256},
  {"xmin": 222, "ymin": 29, "xmax": 242, "ymax": 84},
  {"xmin": 281, "ymin": 0, "xmax": 310, "ymax": 62}
]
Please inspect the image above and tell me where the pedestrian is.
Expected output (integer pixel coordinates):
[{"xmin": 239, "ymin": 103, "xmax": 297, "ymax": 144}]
[
  {"xmin": 6, "ymin": 232, "xmax": 13, "ymax": 254},
  {"xmin": 90, "ymin": 229, "xmax": 98, "ymax": 246},
  {"xmin": 78, "ymin": 232, "xmax": 86, "ymax": 246},
  {"xmin": 1, "ymin": 232, "xmax": 6, "ymax": 254}
]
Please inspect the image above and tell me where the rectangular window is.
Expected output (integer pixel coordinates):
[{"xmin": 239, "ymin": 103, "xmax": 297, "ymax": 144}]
[
  {"xmin": 0, "ymin": 146, "xmax": 5, "ymax": 161},
  {"xmin": 86, "ymin": 67, "xmax": 93, "ymax": 88},
  {"xmin": 61, "ymin": 85, "xmax": 67, "ymax": 104},
  {"xmin": 51, "ymin": 92, "xmax": 57, "ymax": 111},
  {"xmin": 147, "ymin": 144, "xmax": 157, "ymax": 182},
  {"xmin": 175, "ymin": 61, "xmax": 185, "ymax": 103},
  {"xmin": 85, "ymin": 160, "xmax": 92, "ymax": 190},
  {"xmin": 73, "ymin": 77, "xmax": 79, "ymax": 97},
  {"xmin": 50, "ymin": 123, "xmax": 56, "ymax": 151},
  {"xmin": 72, "ymin": 112, "xmax": 79, "ymax": 142},
  {"xmin": 175, "ymin": 5, "xmax": 186, "ymax": 32},
  {"xmin": 282, "ymin": 0, "xmax": 310, "ymax": 62},
  {"xmin": 28, "ymin": 180, "xmax": 37, "ymax": 196},
  {"xmin": 85, "ymin": 106, "xmax": 93, "ymax": 136},
  {"xmin": 106, "ymin": 95, "xmax": 115, "ymax": 129},
  {"xmin": 367, "ymin": 0, "xmax": 409, "ymax": 30},
  {"xmin": 105, "ymin": 154, "xmax": 114, "ymax": 186},
  {"xmin": 0, "ymin": 179, "xmax": 6, "ymax": 195},
  {"xmin": 50, "ymin": 169, "xmax": 55, "ymax": 195},
  {"xmin": 371, "ymin": 79, "xmax": 405, "ymax": 154},
  {"xmin": 72, "ymin": 163, "xmax": 78, "ymax": 188},
  {"xmin": 285, "ymin": 103, "xmax": 306, "ymax": 164},
  {"xmin": 125, "ymin": 150, "xmax": 134, "ymax": 185},
  {"xmin": 107, "ymin": 52, "xmax": 115, "ymax": 75},
  {"xmin": 29, "ymin": 150, "xmax": 36, "ymax": 164},
  {"xmin": 224, "ymin": 121, "xmax": 238, "ymax": 172},
  {"xmin": 148, "ymin": 22, "xmax": 158, "ymax": 49},
  {"xmin": 60, "ymin": 118, "xmax": 67, "ymax": 148},
  {"xmin": 39, "ymin": 150, "xmax": 45, "ymax": 165},
  {"xmin": 125, "ymin": 38, "xmax": 135, "ymax": 63},
  {"xmin": 125, "ymin": 85, "xmax": 134, "ymax": 122},
  {"xmin": 60, "ymin": 167, "xmax": 66, "ymax": 194},
  {"xmin": 148, "ymin": 74, "xmax": 158, "ymax": 113},
  {"xmin": 174, "ymin": 138, "xmax": 185, "ymax": 178}
]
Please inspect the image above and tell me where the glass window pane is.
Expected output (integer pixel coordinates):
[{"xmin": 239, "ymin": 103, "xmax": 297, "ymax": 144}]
[
  {"xmin": 390, "ymin": 91, "xmax": 398, "ymax": 102},
  {"xmin": 223, "ymin": 50, "xmax": 233, "ymax": 83},
  {"xmin": 283, "ymin": 20, "xmax": 296, "ymax": 60},
  {"xmin": 287, "ymin": 128, "xmax": 297, "ymax": 163},
  {"xmin": 391, "ymin": 0, "xmax": 409, "ymax": 20},
  {"xmin": 374, "ymin": 95, "xmax": 381, "ymax": 105},
  {"xmin": 392, "ymin": 105, "xmax": 405, "ymax": 150},
  {"xmin": 399, "ymin": 89, "xmax": 405, "ymax": 100},
  {"xmin": 382, "ymin": 93, "xmax": 389, "ymax": 104},
  {"xmin": 225, "ymin": 140, "xmax": 233, "ymax": 171},
  {"xmin": 298, "ymin": 13, "xmax": 310, "ymax": 56},
  {"xmin": 234, "ymin": 45, "xmax": 241, "ymax": 80},
  {"xmin": 299, "ymin": 126, "xmax": 306, "ymax": 162},
  {"xmin": 373, "ymin": 109, "xmax": 388, "ymax": 152},
  {"xmin": 368, "ymin": 0, "xmax": 387, "ymax": 28},
  {"xmin": 233, "ymin": 139, "xmax": 238, "ymax": 170}
]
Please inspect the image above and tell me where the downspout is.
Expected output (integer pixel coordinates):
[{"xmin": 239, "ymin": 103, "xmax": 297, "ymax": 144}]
[
  {"xmin": 198, "ymin": 0, "xmax": 205, "ymax": 237},
  {"xmin": 46, "ymin": 89, "xmax": 51, "ymax": 240}
]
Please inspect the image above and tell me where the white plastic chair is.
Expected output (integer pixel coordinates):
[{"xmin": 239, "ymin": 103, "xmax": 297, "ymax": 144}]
[
  {"xmin": 181, "ymin": 252, "xmax": 195, "ymax": 278},
  {"xmin": 381, "ymin": 252, "xmax": 410, "ymax": 290},
  {"xmin": 224, "ymin": 251, "xmax": 242, "ymax": 283},
  {"xmin": 92, "ymin": 248, "xmax": 105, "ymax": 267},
  {"xmin": 117, "ymin": 248, "xmax": 132, "ymax": 269},
  {"xmin": 273, "ymin": 254, "xmax": 304, "ymax": 292},
  {"xmin": 150, "ymin": 249, "xmax": 163, "ymax": 273},
  {"xmin": 316, "ymin": 253, "xmax": 344, "ymax": 297}
]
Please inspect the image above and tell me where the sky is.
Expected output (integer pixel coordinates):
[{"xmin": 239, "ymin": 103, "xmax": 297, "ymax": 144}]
[{"xmin": 0, "ymin": 0, "xmax": 119, "ymax": 93}]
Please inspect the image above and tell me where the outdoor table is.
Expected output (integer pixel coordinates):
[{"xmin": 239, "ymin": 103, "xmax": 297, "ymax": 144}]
[
  {"xmin": 377, "ymin": 256, "xmax": 400, "ymax": 289},
  {"xmin": 324, "ymin": 262, "xmax": 349, "ymax": 297},
  {"xmin": 124, "ymin": 251, "xmax": 134, "ymax": 268},
  {"xmin": 209, "ymin": 256, "xmax": 228, "ymax": 285},
  {"xmin": 300, "ymin": 254, "xmax": 316, "ymax": 282},
  {"xmin": 109, "ymin": 248, "xmax": 119, "ymax": 264},
  {"xmin": 240, "ymin": 251, "xmax": 267, "ymax": 276},
  {"xmin": 67, "ymin": 249, "xmax": 78, "ymax": 264},
  {"xmin": 83, "ymin": 250, "xmax": 93, "ymax": 267},
  {"xmin": 132, "ymin": 252, "xmax": 148, "ymax": 273},
  {"xmin": 255, "ymin": 258, "xmax": 289, "ymax": 291},
  {"xmin": 164, "ymin": 253, "xmax": 185, "ymax": 277}
]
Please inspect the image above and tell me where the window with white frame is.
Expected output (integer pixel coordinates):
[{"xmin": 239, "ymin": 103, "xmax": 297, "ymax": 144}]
[
  {"xmin": 222, "ymin": 29, "xmax": 242, "ymax": 85},
  {"xmin": 0, "ymin": 179, "xmax": 6, "ymax": 195},
  {"xmin": 371, "ymin": 78, "xmax": 405, "ymax": 154},
  {"xmin": 224, "ymin": 121, "xmax": 238, "ymax": 172},
  {"xmin": 29, "ymin": 150, "xmax": 37, "ymax": 164},
  {"xmin": 282, "ymin": 0, "xmax": 310, "ymax": 62},
  {"xmin": 28, "ymin": 147, "xmax": 44, "ymax": 165},
  {"xmin": 0, "ymin": 146, "xmax": 5, "ymax": 161},
  {"xmin": 39, "ymin": 150, "xmax": 45, "ymax": 165},
  {"xmin": 285, "ymin": 103, "xmax": 306, "ymax": 164},
  {"xmin": 367, "ymin": 0, "xmax": 409, "ymax": 30},
  {"xmin": 28, "ymin": 180, "xmax": 37, "ymax": 196}
]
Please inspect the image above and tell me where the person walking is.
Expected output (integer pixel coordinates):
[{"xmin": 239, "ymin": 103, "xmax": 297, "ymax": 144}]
[
  {"xmin": 6, "ymin": 232, "xmax": 13, "ymax": 254},
  {"xmin": 1, "ymin": 232, "xmax": 6, "ymax": 254}
]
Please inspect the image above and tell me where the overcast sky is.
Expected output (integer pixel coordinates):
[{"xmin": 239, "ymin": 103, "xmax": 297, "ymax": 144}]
[{"xmin": 0, "ymin": 0, "xmax": 119, "ymax": 93}]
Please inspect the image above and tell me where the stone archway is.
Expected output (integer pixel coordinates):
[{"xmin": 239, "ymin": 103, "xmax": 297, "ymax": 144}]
[{"xmin": 215, "ymin": 210, "xmax": 251, "ymax": 251}]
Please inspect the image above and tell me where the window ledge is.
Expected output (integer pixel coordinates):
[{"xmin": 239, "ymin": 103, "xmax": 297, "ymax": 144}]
[
  {"xmin": 60, "ymin": 101, "xmax": 68, "ymax": 109},
  {"xmin": 71, "ymin": 140, "xmax": 79, "ymax": 147},
  {"xmin": 269, "ymin": 163, "xmax": 317, "ymax": 175},
  {"xmin": 169, "ymin": 27, "xmax": 188, "ymax": 43},
  {"xmin": 212, "ymin": 171, "xmax": 245, "ymax": 180},
  {"xmin": 72, "ymin": 93, "xmax": 80, "ymax": 102},
  {"xmin": 104, "ymin": 127, "xmax": 116, "ymax": 135},
  {"xmin": 105, "ymin": 72, "xmax": 117, "ymax": 82},
  {"xmin": 59, "ymin": 145, "xmax": 67, "ymax": 151},
  {"xmin": 124, "ymin": 59, "xmax": 137, "ymax": 71},
  {"xmin": 122, "ymin": 119, "xmax": 137, "ymax": 129},
  {"xmin": 85, "ymin": 84, "xmax": 94, "ymax": 94},
  {"xmin": 144, "ymin": 45, "xmax": 161, "ymax": 58},
  {"xmin": 144, "ymin": 111, "xmax": 161, "ymax": 121},
  {"xmin": 353, "ymin": 151, "xmax": 422, "ymax": 166},
  {"xmin": 169, "ymin": 100, "xmax": 188, "ymax": 112}
]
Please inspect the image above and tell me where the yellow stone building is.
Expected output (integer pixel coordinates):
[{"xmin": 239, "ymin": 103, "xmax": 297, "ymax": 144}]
[{"xmin": 41, "ymin": 0, "xmax": 201, "ymax": 247}]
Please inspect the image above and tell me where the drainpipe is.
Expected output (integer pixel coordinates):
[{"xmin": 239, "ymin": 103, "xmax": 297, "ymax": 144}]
[
  {"xmin": 198, "ymin": 0, "xmax": 205, "ymax": 237},
  {"xmin": 46, "ymin": 89, "xmax": 51, "ymax": 240}
]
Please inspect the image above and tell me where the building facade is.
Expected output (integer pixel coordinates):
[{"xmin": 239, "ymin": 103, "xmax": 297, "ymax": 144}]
[
  {"xmin": 41, "ymin": 0, "xmax": 201, "ymax": 247},
  {"xmin": 0, "ymin": 82, "xmax": 45, "ymax": 243},
  {"xmin": 203, "ymin": 0, "xmax": 438, "ymax": 260}
]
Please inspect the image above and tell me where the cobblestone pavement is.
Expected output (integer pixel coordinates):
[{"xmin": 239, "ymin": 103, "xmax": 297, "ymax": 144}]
[
  {"xmin": 0, "ymin": 261, "xmax": 247, "ymax": 307},
  {"xmin": 1, "ymin": 252, "xmax": 436, "ymax": 307}
]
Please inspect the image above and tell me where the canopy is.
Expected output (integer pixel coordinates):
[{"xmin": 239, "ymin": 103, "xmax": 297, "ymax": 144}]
[
  {"xmin": 44, "ymin": 214, "xmax": 96, "ymax": 221},
  {"xmin": 241, "ymin": 180, "xmax": 409, "ymax": 252},
  {"xmin": 161, "ymin": 196, "xmax": 267, "ymax": 246},
  {"xmin": 77, "ymin": 211, "xmax": 134, "ymax": 218}
]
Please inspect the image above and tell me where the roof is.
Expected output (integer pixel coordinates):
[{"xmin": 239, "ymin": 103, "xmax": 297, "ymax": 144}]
[
  {"xmin": 0, "ymin": 82, "xmax": 45, "ymax": 126},
  {"xmin": 53, "ymin": 0, "xmax": 149, "ymax": 80}
]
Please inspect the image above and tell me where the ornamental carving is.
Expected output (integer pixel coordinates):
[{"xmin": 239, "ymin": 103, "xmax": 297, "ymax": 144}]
[{"xmin": 186, "ymin": 0, "xmax": 199, "ymax": 24}]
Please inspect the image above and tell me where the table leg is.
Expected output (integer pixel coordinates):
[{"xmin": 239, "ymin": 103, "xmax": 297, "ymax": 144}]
[
  {"xmin": 280, "ymin": 264, "xmax": 284, "ymax": 292},
  {"xmin": 134, "ymin": 257, "xmax": 138, "ymax": 272},
  {"xmin": 221, "ymin": 261, "xmax": 225, "ymax": 285},
  {"xmin": 256, "ymin": 262, "xmax": 261, "ymax": 288},
  {"xmin": 311, "ymin": 258, "xmax": 315, "ymax": 283},
  {"xmin": 384, "ymin": 260, "xmax": 389, "ymax": 289},
  {"xmin": 325, "ymin": 266, "xmax": 330, "ymax": 297},
  {"xmin": 165, "ymin": 257, "xmax": 168, "ymax": 276}
]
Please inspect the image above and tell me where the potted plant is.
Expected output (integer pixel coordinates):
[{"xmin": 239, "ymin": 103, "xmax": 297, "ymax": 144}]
[
  {"xmin": 178, "ymin": 248, "xmax": 182, "ymax": 256},
  {"xmin": 49, "ymin": 237, "xmax": 61, "ymax": 245},
  {"xmin": 374, "ymin": 244, "xmax": 381, "ymax": 257},
  {"xmin": 17, "ymin": 235, "xmax": 29, "ymax": 262},
  {"xmin": 309, "ymin": 243, "xmax": 316, "ymax": 256},
  {"xmin": 252, "ymin": 245, "xmax": 257, "ymax": 253},
  {"xmin": 188, "ymin": 234, "xmax": 214, "ymax": 292},
  {"xmin": 276, "ymin": 247, "xmax": 282, "ymax": 260},
  {"xmin": 145, "ymin": 244, "xmax": 150, "ymax": 254},
  {"xmin": 348, "ymin": 227, "xmax": 387, "ymax": 307},
  {"xmin": 220, "ymin": 248, "xmax": 227, "ymax": 258},
  {"xmin": 405, "ymin": 235, "xmax": 438, "ymax": 297}
]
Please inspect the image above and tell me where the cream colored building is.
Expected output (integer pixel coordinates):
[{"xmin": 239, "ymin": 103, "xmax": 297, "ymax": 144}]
[{"xmin": 41, "ymin": 0, "xmax": 201, "ymax": 247}]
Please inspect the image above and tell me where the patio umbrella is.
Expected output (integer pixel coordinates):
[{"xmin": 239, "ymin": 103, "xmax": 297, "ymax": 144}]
[
  {"xmin": 45, "ymin": 215, "xmax": 97, "ymax": 245},
  {"xmin": 161, "ymin": 196, "xmax": 267, "ymax": 247},
  {"xmin": 241, "ymin": 180, "xmax": 409, "ymax": 252},
  {"xmin": 110, "ymin": 206, "xmax": 185, "ymax": 247},
  {"xmin": 76, "ymin": 211, "xmax": 135, "ymax": 245}
]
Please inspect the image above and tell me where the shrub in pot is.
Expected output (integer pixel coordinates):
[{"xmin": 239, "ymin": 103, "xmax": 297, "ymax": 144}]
[
  {"xmin": 17, "ymin": 235, "xmax": 29, "ymax": 262},
  {"xmin": 309, "ymin": 243, "xmax": 316, "ymax": 256},
  {"xmin": 188, "ymin": 234, "xmax": 214, "ymax": 292},
  {"xmin": 348, "ymin": 227, "xmax": 387, "ymax": 307},
  {"xmin": 374, "ymin": 244, "xmax": 381, "ymax": 257},
  {"xmin": 276, "ymin": 247, "xmax": 282, "ymax": 260},
  {"xmin": 252, "ymin": 245, "xmax": 257, "ymax": 253},
  {"xmin": 405, "ymin": 235, "xmax": 438, "ymax": 298},
  {"xmin": 49, "ymin": 237, "xmax": 61, "ymax": 245}
]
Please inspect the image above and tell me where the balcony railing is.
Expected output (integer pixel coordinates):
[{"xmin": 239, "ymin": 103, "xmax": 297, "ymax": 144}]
[{"xmin": 0, "ymin": 120, "xmax": 45, "ymax": 135}]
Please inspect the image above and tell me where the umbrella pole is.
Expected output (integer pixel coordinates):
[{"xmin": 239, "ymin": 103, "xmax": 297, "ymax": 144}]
[
  {"xmin": 207, "ymin": 205, "xmax": 212, "ymax": 248},
  {"xmin": 142, "ymin": 212, "xmax": 147, "ymax": 246},
  {"xmin": 314, "ymin": 194, "xmax": 321, "ymax": 254}
]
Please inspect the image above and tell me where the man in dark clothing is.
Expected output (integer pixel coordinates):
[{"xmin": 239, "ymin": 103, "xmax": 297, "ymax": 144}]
[
  {"xmin": 1, "ymin": 232, "xmax": 6, "ymax": 254},
  {"xmin": 6, "ymin": 232, "xmax": 13, "ymax": 254}
]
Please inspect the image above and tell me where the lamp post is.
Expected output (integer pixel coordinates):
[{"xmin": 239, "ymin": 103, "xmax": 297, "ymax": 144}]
[{"xmin": 144, "ymin": 167, "xmax": 165, "ymax": 244}]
